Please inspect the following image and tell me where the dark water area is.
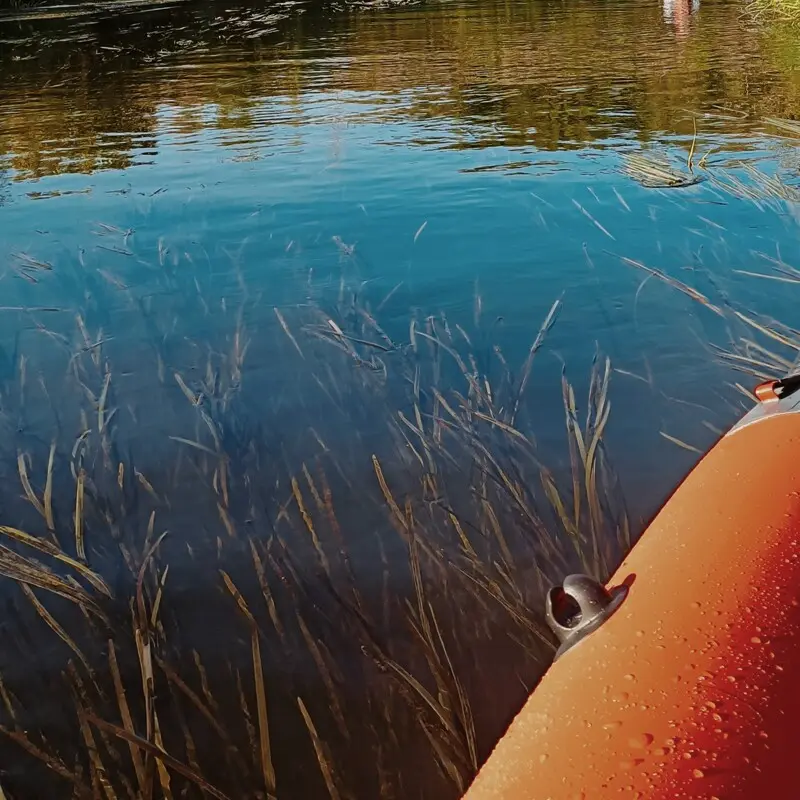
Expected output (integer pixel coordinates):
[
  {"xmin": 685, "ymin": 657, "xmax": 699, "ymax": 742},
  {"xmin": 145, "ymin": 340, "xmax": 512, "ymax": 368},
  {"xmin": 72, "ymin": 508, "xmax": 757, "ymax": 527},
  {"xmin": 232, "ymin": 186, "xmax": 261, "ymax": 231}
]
[{"xmin": 0, "ymin": 0, "xmax": 799, "ymax": 798}]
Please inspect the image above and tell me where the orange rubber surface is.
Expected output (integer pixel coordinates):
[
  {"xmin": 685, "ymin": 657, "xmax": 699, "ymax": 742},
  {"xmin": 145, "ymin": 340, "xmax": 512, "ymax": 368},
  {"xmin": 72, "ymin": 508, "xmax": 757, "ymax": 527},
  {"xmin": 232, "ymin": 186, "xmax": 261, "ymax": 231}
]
[{"xmin": 464, "ymin": 411, "xmax": 800, "ymax": 800}]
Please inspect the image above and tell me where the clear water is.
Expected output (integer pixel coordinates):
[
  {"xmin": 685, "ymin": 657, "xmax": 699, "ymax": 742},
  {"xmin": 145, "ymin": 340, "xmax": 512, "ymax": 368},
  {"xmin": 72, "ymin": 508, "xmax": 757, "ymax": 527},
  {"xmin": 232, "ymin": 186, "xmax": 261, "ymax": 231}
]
[
  {"xmin": 1, "ymin": 0, "xmax": 799, "ymax": 796},
  {"xmin": 2, "ymin": 0, "xmax": 798, "ymax": 515}
]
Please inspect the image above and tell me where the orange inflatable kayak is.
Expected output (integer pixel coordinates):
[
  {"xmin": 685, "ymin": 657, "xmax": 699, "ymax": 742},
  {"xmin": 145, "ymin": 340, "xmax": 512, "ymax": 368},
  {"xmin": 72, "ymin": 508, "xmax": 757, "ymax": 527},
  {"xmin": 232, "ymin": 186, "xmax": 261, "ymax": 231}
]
[{"xmin": 464, "ymin": 373, "xmax": 800, "ymax": 800}]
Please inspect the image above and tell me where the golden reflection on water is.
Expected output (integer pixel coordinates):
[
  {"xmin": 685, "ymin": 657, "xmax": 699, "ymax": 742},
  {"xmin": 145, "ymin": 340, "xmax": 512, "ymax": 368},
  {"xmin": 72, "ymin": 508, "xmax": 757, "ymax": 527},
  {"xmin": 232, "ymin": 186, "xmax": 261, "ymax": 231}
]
[{"xmin": 1, "ymin": 0, "xmax": 800, "ymax": 181}]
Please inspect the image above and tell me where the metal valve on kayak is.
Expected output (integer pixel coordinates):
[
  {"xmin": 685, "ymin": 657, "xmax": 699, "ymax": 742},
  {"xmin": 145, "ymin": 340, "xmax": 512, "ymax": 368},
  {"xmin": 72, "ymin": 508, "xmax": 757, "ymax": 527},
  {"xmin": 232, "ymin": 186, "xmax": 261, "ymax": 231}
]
[{"xmin": 545, "ymin": 574, "xmax": 628, "ymax": 660}]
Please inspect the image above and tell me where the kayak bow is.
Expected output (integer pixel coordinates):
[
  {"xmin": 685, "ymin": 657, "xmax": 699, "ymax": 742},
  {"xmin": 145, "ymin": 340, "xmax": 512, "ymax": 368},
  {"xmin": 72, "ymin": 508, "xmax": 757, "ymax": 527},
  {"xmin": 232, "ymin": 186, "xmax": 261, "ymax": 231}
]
[{"xmin": 464, "ymin": 375, "xmax": 800, "ymax": 800}]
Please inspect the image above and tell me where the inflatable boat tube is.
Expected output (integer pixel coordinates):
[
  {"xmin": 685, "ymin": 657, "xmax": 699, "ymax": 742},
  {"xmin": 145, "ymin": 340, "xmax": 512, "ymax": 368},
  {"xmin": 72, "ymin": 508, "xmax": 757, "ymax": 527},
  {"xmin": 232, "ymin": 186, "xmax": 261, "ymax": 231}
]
[{"xmin": 464, "ymin": 374, "xmax": 800, "ymax": 800}]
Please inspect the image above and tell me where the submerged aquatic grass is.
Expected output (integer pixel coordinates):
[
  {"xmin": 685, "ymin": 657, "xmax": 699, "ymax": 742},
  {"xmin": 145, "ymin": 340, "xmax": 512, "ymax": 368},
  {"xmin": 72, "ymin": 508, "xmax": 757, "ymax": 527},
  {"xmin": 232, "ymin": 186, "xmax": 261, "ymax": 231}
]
[
  {"xmin": 621, "ymin": 140, "xmax": 800, "ymax": 384},
  {"xmin": 623, "ymin": 152, "xmax": 703, "ymax": 189},
  {"xmin": 0, "ymin": 228, "xmax": 634, "ymax": 799},
  {"xmin": 747, "ymin": 0, "xmax": 800, "ymax": 24},
  {"xmin": 0, "ymin": 126, "xmax": 797, "ymax": 800}
]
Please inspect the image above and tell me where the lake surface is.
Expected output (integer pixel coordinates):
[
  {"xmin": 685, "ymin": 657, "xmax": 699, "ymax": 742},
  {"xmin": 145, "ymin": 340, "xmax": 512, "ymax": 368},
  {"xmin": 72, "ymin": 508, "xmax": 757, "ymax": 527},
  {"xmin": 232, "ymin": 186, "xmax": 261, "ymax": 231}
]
[
  {"xmin": 1, "ymin": 0, "xmax": 798, "ymax": 511},
  {"xmin": 1, "ymin": 0, "xmax": 799, "ymax": 797}
]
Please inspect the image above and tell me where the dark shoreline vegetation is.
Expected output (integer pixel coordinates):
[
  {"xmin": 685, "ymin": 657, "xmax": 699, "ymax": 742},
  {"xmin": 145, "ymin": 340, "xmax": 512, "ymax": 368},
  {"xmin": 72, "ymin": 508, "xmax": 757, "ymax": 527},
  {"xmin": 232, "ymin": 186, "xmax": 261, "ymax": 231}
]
[
  {"xmin": 3, "ymin": 0, "xmax": 189, "ymax": 8},
  {"xmin": 1, "ymin": 0, "xmax": 796, "ymax": 19},
  {"xmin": 0, "ymin": 158, "xmax": 798, "ymax": 799}
]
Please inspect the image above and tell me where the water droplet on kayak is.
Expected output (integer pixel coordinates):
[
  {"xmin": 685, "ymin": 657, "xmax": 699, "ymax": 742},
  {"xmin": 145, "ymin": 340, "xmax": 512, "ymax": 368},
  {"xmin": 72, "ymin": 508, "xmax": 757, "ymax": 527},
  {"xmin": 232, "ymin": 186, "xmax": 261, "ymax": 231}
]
[
  {"xmin": 603, "ymin": 720, "xmax": 622, "ymax": 731},
  {"xmin": 693, "ymin": 768, "xmax": 705, "ymax": 778},
  {"xmin": 628, "ymin": 733, "xmax": 653, "ymax": 749},
  {"xmin": 619, "ymin": 758, "xmax": 644, "ymax": 771},
  {"xmin": 624, "ymin": 673, "xmax": 636, "ymax": 681},
  {"xmin": 539, "ymin": 753, "xmax": 549, "ymax": 763},
  {"xmin": 612, "ymin": 692, "xmax": 629, "ymax": 703},
  {"xmin": 751, "ymin": 636, "xmax": 762, "ymax": 644}
]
